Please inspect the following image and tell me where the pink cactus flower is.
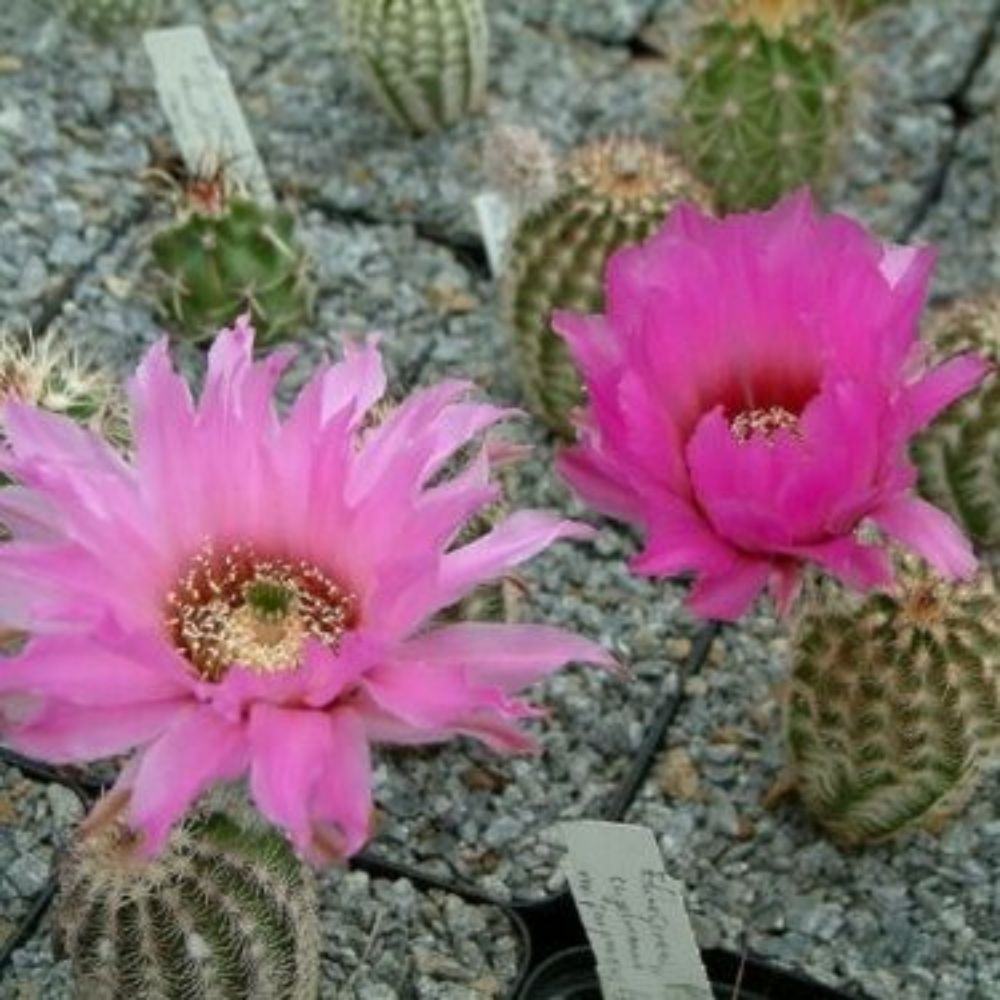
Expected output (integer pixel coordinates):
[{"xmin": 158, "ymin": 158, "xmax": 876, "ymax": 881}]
[
  {"xmin": 555, "ymin": 191, "xmax": 990, "ymax": 621},
  {"xmin": 0, "ymin": 318, "xmax": 610, "ymax": 860}
]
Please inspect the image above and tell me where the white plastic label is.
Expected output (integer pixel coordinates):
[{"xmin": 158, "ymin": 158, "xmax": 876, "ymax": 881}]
[
  {"xmin": 473, "ymin": 190, "xmax": 514, "ymax": 277},
  {"xmin": 562, "ymin": 821, "xmax": 713, "ymax": 1000},
  {"xmin": 143, "ymin": 26, "xmax": 274, "ymax": 206}
]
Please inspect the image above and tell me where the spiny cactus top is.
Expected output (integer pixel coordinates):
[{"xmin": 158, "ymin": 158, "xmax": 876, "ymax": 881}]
[
  {"xmin": 787, "ymin": 558, "xmax": 1000, "ymax": 845},
  {"xmin": 55, "ymin": 805, "xmax": 320, "ymax": 999},
  {"xmin": 555, "ymin": 191, "xmax": 989, "ymax": 621},
  {"xmin": 0, "ymin": 317, "xmax": 610, "ymax": 860},
  {"xmin": 504, "ymin": 137, "xmax": 711, "ymax": 437},
  {"xmin": 340, "ymin": 0, "xmax": 489, "ymax": 134},
  {"xmin": 914, "ymin": 296, "xmax": 1000, "ymax": 550},
  {"xmin": 680, "ymin": 2, "xmax": 848, "ymax": 211}
]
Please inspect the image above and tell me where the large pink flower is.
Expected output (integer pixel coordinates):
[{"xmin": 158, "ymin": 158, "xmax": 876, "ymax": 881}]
[
  {"xmin": 0, "ymin": 318, "xmax": 609, "ymax": 860},
  {"xmin": 555, "ymin": 191, "xmax": 990, "ymax": 621}
]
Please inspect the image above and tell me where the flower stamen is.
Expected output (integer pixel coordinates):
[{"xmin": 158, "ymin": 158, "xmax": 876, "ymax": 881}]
[{"xmin": 730, "ymin": 405, "xmax": 802, "ymax": 445}]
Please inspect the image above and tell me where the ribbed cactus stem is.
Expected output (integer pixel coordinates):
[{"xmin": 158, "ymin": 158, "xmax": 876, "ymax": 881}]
[
  {"xmin": 503, "ymin": 138, "xmax": 710, "ymax": 437},
  {"xmin": 680, "ymin": 8, "xmax": 848, "ymax": 211},
  {"xmin": 786, "ymin": 559, "xmax": 1000, "ymax": 845},
  {"xmin": 54, "ymin": 805, "xmax": 320, "ymax": 1000},
  {"xmin": 340, "ymin": 0, "xmax": 489, "ymax": 134},
  {"xmin": 913, "ymin": 296, "xmax": 1000, "ymax": 551}
]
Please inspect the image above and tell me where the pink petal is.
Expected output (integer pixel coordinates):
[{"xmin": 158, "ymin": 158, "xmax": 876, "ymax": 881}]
[
  {"xmin": 687, "ymin": 558, "xmax": 772, "ymax": 621},
  {"xmin": 871, "ymin": 496, "xmax": 977, "ymax": 579},
  {"xmin": 899, "ymin": 353, "xmax": 992, "ymax": 433}
]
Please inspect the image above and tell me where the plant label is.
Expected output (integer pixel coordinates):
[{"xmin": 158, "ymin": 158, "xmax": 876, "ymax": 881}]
[
  {"xmin": 562, "ymin": 820, "xmax": 712, "ymax": 1000},
  {"xmin": 143, "ymin": 26, "xmax": 275, "ymax": 206},
  {"xmin": 473, "ymin": 190, "xmax": 514, "ymax": 277}
]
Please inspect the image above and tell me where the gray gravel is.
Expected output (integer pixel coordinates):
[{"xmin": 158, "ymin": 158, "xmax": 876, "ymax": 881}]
[{"xmin": 1, "ymin": 0, "xmax": 999, "ymax": 995}]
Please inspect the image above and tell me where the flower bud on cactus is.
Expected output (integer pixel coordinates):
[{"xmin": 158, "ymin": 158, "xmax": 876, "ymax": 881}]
[
  {"xmin": 61, "ymin": 0, "xmax": 161, "ymax": 36},
  {"xmin": 680, "ymin": 4, "xmax": 848, "ymax": 211},
  {"xmin": 151, "ymin": 170, "xmax": 314, "ymax": 348},
  {"xmin": 504, "ymin": 138, "xmax": 710, "ymax": 437},
  {"xmin": 0, "ymin": 333, "xmax": 129, "ymax": 450},
  {"xmin": 482, "ymin": 125, "xmax": 559, "ymax": 215},
  {"xmin": 913, "ymin": 296, "xmax": 1000, "ymax": 551},
  {"xmin": 54, "ymin": 803, "xmax": 321, "ymax": 1000},
  {"xmin": 786, "ymin": 558, "xmax": 1000, "ymax": 845},
  {"xmin": 339, "ymin": 0, "xmax": 489, "ymax": 134}
]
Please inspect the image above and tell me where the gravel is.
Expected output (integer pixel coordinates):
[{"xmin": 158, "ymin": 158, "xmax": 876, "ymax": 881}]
[{"xmin": 1, "ymin": 0, "xmax": 999, "ymax": 995}]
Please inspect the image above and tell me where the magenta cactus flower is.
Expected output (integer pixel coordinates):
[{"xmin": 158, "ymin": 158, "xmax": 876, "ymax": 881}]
[
  {"xmin": 0, "ymin": 318, "xmax": 610, "ymax": 860},
  {"xmin": 555, "ymin": 191, "xmax": 991, "ymax": 621}
]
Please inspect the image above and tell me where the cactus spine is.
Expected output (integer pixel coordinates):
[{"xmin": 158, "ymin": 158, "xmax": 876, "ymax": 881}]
[
  {"xmin": 786, "ymin": 559, "xmax": 1000, "ymax": 845},
  {"xmin": 339, "ymin": 0, "xmax": 489, "ymax": 134},
  {"xmin": 151, "ymin": 171, "xmax": 314, "ymax": 348},
  {"xmin": 913, "ymin": 296, "xmax": 1000, "ymax": 551},
  {"xmin": 679, "ymin": 2, "xmax": 848, "ymax": 211},
  {"xmin": 62, "ymin": 0, "xmax": 162, "ymax": 36},
  {"xmin": 503, "ymin": 138, "xmax": 710, "ymax": 437},
  {"xmin": 54, "ymin": 806, "xmax": 320, "ymax": 1000}
]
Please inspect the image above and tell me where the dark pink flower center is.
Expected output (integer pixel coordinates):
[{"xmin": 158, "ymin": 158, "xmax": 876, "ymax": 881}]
[{"xmin": 165, "ymin": 544, "xmax": 358, "ymax": 681}]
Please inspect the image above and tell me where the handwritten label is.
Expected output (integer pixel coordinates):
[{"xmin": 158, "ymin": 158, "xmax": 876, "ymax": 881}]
[
  {"xmin": 562, "ymin": 821, "xmax": 712, "ymax": 1000},
  {"xmin": 144, "ymin": 26, "xmax": 274, "ymax": 205},
  {"xmin": 473, "ymin": 190, "xmax": 514, "ymax": 277}
]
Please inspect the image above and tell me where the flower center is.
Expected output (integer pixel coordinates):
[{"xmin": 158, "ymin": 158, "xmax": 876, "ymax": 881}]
[
  {"xmin": 730, "ymin": 405, "xmax": 802, "ymax": 445},
  {"xmin": 165, "ymin": 544, "xmax": 357, "ymax": 682}
]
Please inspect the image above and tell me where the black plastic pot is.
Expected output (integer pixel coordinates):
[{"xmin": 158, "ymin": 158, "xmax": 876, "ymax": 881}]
[{"xmin": 517, "ymin": 944, "xmax": 854, "ymax": 1000}]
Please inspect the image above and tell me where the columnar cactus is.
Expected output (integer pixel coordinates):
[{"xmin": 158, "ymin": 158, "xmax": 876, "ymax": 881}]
[
  {"xmin": 54, "ymin": 804, "xmax": 321, "ymax": 1000},
  {"xmin": 786, "ymin": 559, "xmax": 1000, "ymax": 845},
  {"xmin": 151, "ymin": 172, "xmax": 314, "ymax": 348},
  {"xmin": 679, "ymin": 2, "xmax": 849, "ymax": 211},
  {"xmin": 503, "ymin": 138, "xmax": 711, "ymax": 437},
  {"xmin": 913, "ymin": 296, "xmax": 1000, "ymax": 551},
  {"xmin": 0, "ymin": 333, "xmax": 129, "ymax": 451},
  {"xmin": 62, "ymin": 0, "xmax": 162, "ymax": 36},
  {"xmin": 339, "ymin": 0, "xmax": 489, "ymax": 134}
]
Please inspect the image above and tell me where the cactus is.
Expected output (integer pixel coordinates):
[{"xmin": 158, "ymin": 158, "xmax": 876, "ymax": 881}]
[
  {"xmin": 54, "ymin": 803, "xmax": 320, "ymax": 1000},
  {"xmin": 679, "ymin": 4, "xmax": 849, "ymax": 211},
  {"xmin": 151, "ymin": 172, "xmax": 314, "ymax": 348},
  {"xmin": 504, "ymin": 138, "xmax": 710, "ymax": 437},
  {"xmin": 339, "ymin": 0, "xmax": 489, "ymax": 134},
  {"xmin": 786, "ymin": 558, "xmax": 1000, "ymax": 845},
  {"xmin": 62, "ymin": 0, "xmax": 162, "ymax": 36},
  {"xmin": 913, "ymin": 296, "xmax": 1000, "ymax": 551},
  {"xmin": 0, "ymin": 333, "xmax": 129, "ymax": 451}
]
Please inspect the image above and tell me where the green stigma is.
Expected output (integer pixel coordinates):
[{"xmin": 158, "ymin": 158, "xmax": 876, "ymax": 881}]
[{"xmin": 244, "ymin": 579, "xmax": 293, "ymax": 619}]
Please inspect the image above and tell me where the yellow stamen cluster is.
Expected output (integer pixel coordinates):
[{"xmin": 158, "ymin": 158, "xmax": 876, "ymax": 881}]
[
  {"xmin": 730, "ymin": 405, "xmax": 802, "ymax": 444},
  {"xmin": 165, "ymin": 544, "xmax": 357, "ymax": 681},
  {"xmin": 729, "ymin": 0, "xmax": 821, "ymax": 36}
]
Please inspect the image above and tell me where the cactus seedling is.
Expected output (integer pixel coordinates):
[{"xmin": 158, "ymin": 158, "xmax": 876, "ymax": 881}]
[
  {"xmin": 503, "ymin": 137, "xmax": 710, "ymax": 437},
  {"xmin": 150, "ymin": 167, "xmax": 314, "ymax": 347},
  {"xmin": 913, "ymin": 296, "xmax": 1000, "ymax": 551},
  {"xmin": 679, "ymin": 3, "xmax": 849, "ymax": 211},
  {"xmin": 786, "ymin": 558, "xmax": 1000, "ymax": 845},
  {"xmin": 339, "ymin": 0, "xmax": 489, "ymax": 134},
  {"xmin": 54, "ymin": 803, "xmax": 321, "ymax": 1000}
]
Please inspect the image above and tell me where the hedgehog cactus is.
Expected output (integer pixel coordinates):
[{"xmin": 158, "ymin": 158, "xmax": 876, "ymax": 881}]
[
  {"xmin": 54, "ymin": 804, "xmax": 320, "ymax": 1000},
  {"xmin": 62, "ymin": 0, "xmax": 162, "ymax": 36},
  {"xmin": 503, "ymin": 138, "xmax": 711, "ymax": 437},
  {"xmin": 339, "ymin": 0, "xmax": 489, "ymax": 134},
  {"xmin": 913, "ymin": 296, "xmax": 1000, "ymax": 551},
  {"xmin": 151, "ymin": 174, "xmax": 314, "ymax": 348},
  {"xmin": 786, "ymin": 558, "xmax": 1000, "ymax": 845},
  {"xmin": 679, "ymin": 2, "xmax": 848, "ymax": 211}
]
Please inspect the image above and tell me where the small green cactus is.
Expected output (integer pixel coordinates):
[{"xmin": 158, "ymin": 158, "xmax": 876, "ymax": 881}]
[
  {"xmin": 339, "ymin": 0, "xmax": 489, "ymax": 134},
  {"xmin": 0, "ymin": 333, "xmax": 129, "ymax": 451},
  {"xmin": 54, "ymin": 804, "xmax": 320, "ymax": 1000},
  {"xmin": 786, "ymin": 559, "xmax": 1000, "ymax": 845},
  {"xmin": 503, "ymin": 138, "xmax": 711, "ymax": 437},
  {"xmin": 679, "ymin": 5, "xmax": 849, "ymax": 211},
  {"xmin": 62, "ymin": 0, "xmax": 162, "ymax": 36},
  {"xmin": 151, "ymin": 174, "xmax": 314, "ymax": 348},
  {"xmin": 913, "ymin": 296, "xmax": 1000, "ymax": 551}
]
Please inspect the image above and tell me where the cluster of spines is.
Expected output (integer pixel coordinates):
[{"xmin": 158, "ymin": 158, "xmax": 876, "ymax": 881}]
[
  {"xmin": 679, "ymin": 2, "xmax": 849, "ymax": 211},
  {"xmin": 786, "ymin": 559, "xmax": 1000, "ymax": 845},
  {"xmin": 54, "ymin": 805, "xmax": 320, "ymax": 1000},
  {"xmin": 913, "ymin": 296, "xmax": 1000, "ymax": 551},
  {"xmin": 339, "ymin": 0, "xmax": 489, "ymax": 134},
  {"xmin": 503, "ymin": 137, "xmax": 710, "ymax": 437}
]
